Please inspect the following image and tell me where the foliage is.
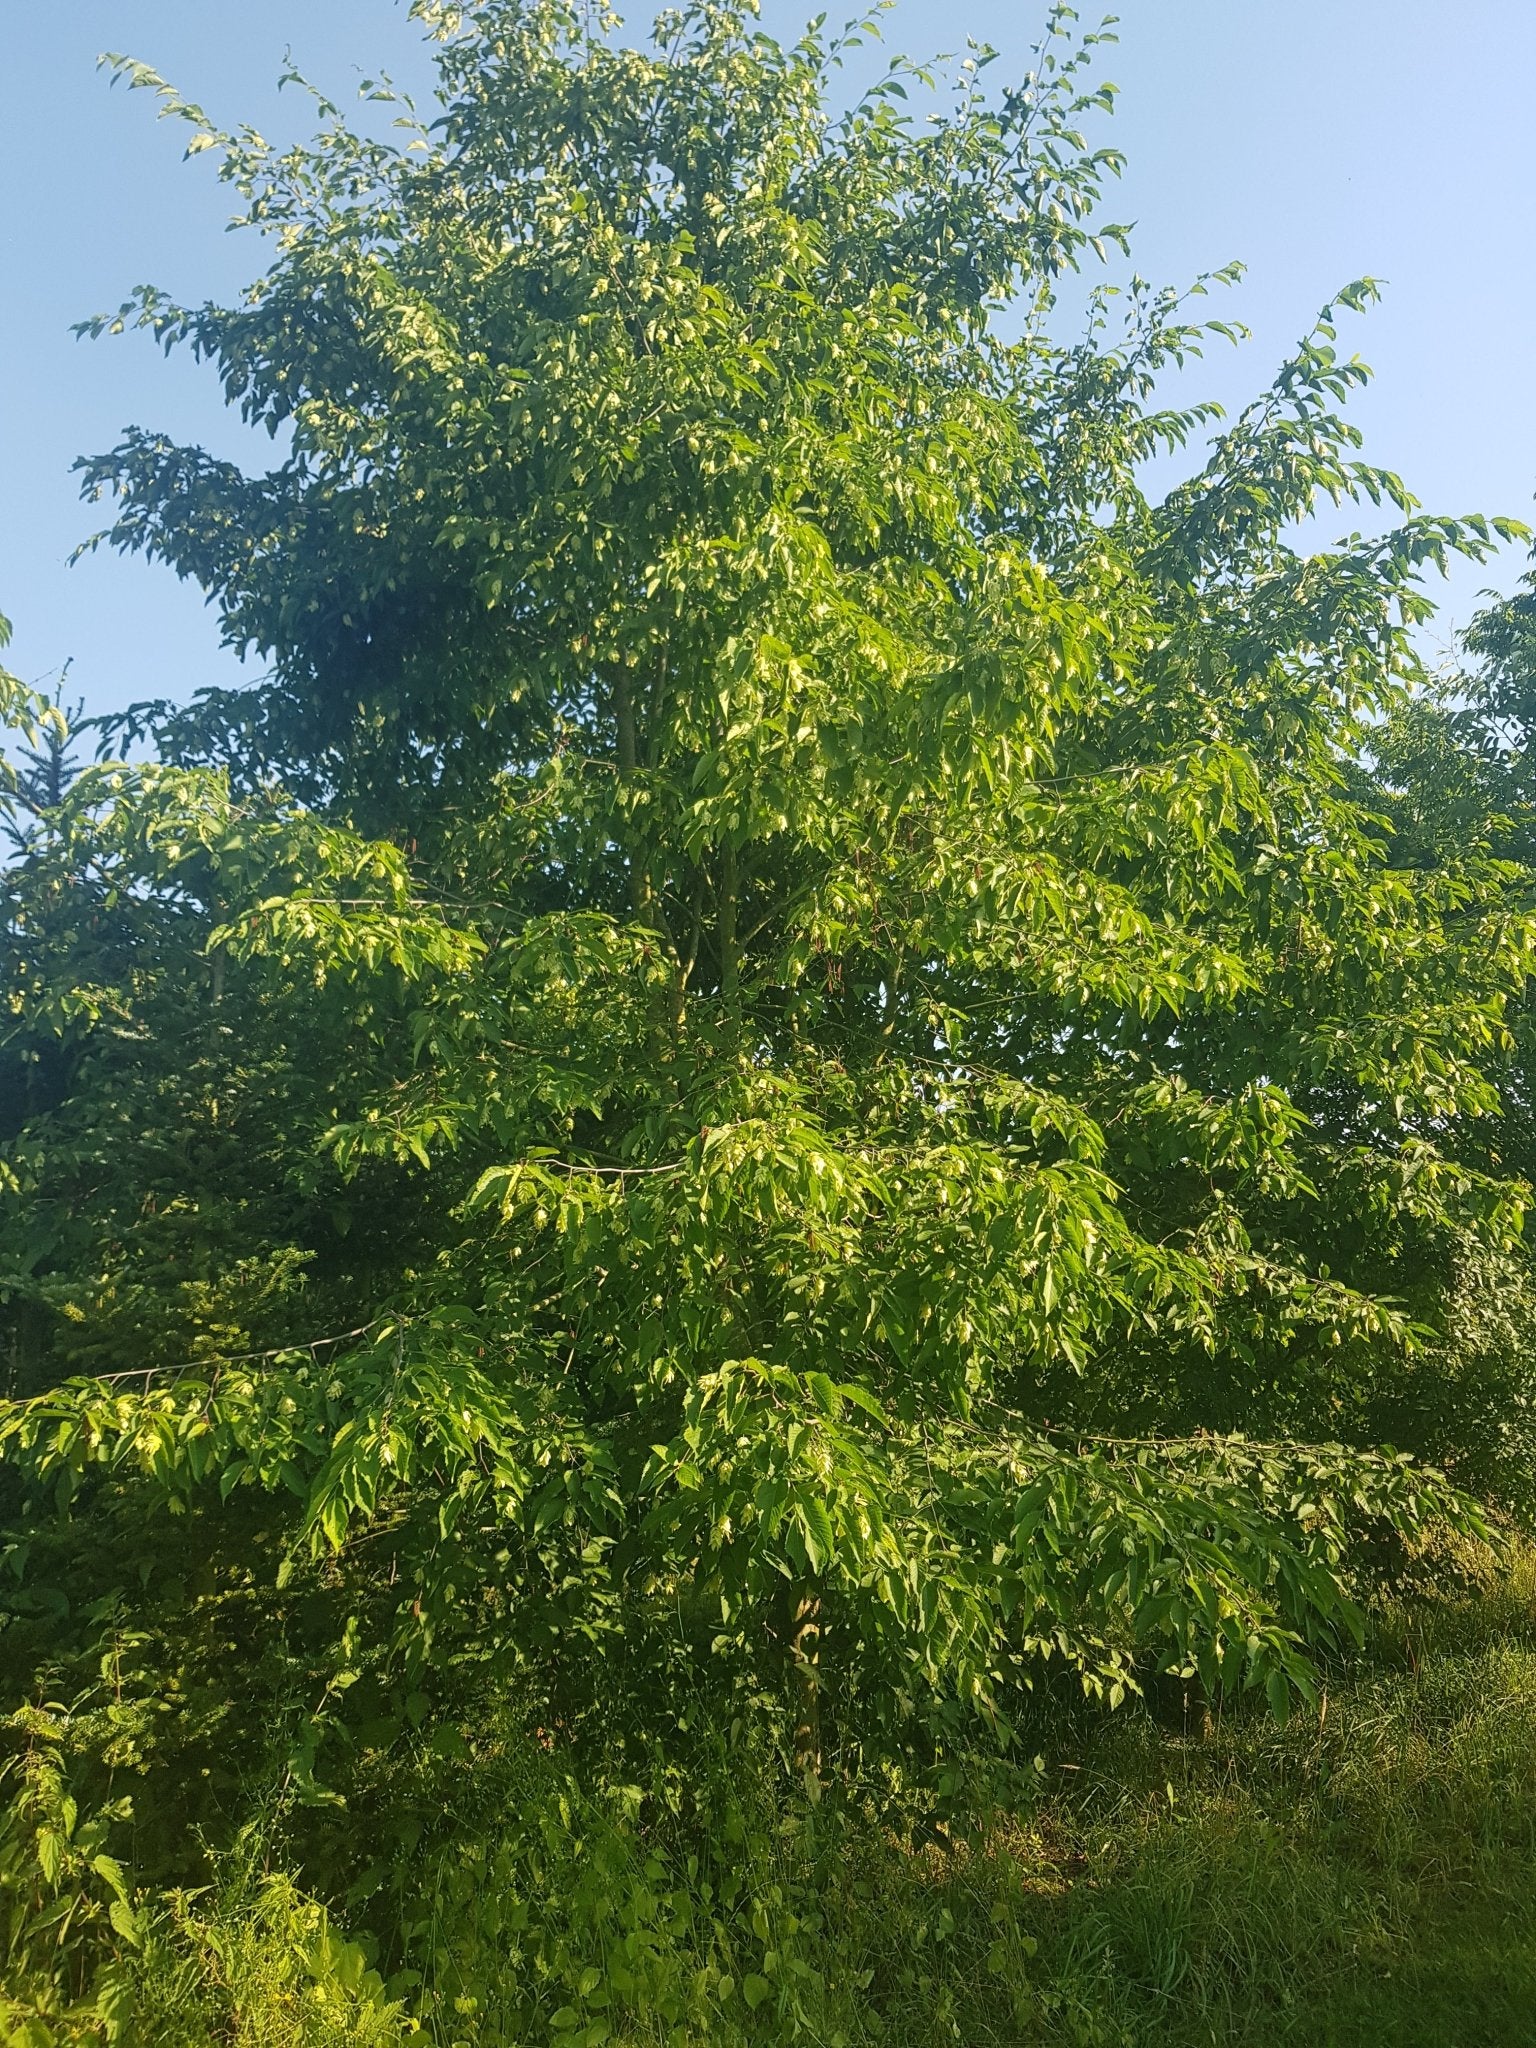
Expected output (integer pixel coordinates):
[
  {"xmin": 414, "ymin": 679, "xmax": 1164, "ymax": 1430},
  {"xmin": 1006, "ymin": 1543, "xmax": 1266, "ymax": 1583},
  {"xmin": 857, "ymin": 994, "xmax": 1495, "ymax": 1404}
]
[
  {"xmin": 1361, "ymin": 561, "xmax": 1536, "ymax": 1515},
  {"xmin": 5, "ymin": 5, "xmax": 1536, "ymax": 2026}
]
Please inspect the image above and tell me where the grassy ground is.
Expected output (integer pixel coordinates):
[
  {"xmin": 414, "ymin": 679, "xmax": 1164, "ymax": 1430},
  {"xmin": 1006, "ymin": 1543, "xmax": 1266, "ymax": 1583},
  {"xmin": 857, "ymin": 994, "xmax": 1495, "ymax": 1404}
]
[
  {"xmin": 18, "ymin": 1542, "xmax": 1536, "ymax": 2046},
  {"xmin": 870, "ymin": 1541, "xmax": 1536, "ymax": 2045},
  {"xmin": 867, "ymin": 1617, "xmax": 1536, "ymax": 2045}
]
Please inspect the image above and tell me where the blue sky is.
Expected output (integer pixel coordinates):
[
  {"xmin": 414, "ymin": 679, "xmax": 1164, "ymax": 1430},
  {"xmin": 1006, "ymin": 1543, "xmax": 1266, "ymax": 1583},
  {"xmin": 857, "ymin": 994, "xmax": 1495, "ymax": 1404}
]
[{"xmin": 4, "ymin": 0, "xmax": 1534, "ymax": 717}]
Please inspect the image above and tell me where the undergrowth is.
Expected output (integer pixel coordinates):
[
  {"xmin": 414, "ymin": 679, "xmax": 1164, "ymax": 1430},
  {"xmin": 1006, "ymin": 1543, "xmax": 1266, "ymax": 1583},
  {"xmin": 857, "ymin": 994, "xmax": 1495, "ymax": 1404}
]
[{"xmin": 6, "ymin": 1540, "xmax": 1536, "ymax": 2046}]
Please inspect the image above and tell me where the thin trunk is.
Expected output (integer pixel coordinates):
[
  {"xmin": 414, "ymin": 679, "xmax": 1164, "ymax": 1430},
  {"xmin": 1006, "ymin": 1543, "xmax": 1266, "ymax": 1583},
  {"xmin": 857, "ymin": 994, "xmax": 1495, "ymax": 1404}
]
[
  {"xmin": 208, "ymin": 893, "xmax": 226, "ymax": 1055},
  {"xmin": 789, "ymin": 1585, "xmax": 822, "ymax": 1781},
  {"xmin": 611, "ymin": 663, "xmax": 686, "ymax": 1033},
  {"xmin": 719, "ymin": 839, "xmax": 739, "ymax": 1009},
  {"xmin": 1184, "ymin": 1678, "xmax": 1215, "ymax": 1744},
  {"xmin": 612, "ymin": 669, "xmax": 653, "ymax": 925}
]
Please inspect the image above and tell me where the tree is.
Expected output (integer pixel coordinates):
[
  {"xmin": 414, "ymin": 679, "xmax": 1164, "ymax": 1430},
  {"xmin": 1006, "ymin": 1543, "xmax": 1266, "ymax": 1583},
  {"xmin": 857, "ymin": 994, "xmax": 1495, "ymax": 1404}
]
[
  {"xmin": 2, "ymin": 2, "xmax": 1528, "ymax": 1812},
  {"xmin": 1358, "ymin": 561, "xmax": 1536, "ymax": 1515}
]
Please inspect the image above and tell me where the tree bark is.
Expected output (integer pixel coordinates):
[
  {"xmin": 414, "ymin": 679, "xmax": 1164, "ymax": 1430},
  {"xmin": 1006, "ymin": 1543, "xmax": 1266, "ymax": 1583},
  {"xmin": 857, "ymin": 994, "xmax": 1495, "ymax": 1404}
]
[
  {"xmin": 610, "ymin": 662, "xmax": 687, "ymax": 1031},
  {"xmin": 719, "ymin": 838, "xmax": 739, "ymax": 1009},
  {"xmin": 789, "ymin": 1584, "xmax": 822, "ymax": 1781},
  {"xmin": 611, "ymin": 667, "xmax": 653, "ymax": 925}
]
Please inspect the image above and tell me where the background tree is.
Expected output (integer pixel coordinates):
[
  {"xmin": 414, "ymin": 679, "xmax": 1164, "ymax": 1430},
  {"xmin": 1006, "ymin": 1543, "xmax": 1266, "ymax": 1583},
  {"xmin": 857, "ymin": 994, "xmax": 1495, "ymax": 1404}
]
[{"xmin": 1359, "ymin": 561, "xmax": 1536, "ymax": 1515}]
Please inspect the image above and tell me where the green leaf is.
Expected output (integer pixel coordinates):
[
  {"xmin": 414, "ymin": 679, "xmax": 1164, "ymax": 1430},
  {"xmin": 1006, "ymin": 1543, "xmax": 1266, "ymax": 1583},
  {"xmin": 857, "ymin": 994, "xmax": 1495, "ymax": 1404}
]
[
  {"xmin": 801, "ymin": 1498, "xmax": 837, "ymax": 1574},
  {"xmin": 109, "ymin": 1897, "xmax": 144, "ymax": 1947}
]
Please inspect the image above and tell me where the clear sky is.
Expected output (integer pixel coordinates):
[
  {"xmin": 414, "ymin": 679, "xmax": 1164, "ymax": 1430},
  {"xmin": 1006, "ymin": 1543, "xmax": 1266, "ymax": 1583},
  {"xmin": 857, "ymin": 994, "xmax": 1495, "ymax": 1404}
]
[{"xmin": 4, "ymin": 0, "xmax": 1534, "ymax": 718}]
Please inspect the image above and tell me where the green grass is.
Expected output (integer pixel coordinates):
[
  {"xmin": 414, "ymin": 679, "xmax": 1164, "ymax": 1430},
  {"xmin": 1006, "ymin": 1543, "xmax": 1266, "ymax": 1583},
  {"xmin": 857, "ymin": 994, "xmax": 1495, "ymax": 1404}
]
[
  {"xmin": 12, "ymin": 1543, "xmax": 1536, "ymax": 2045},
  {"xmin": 839, "ymin": 1544, "xmax": 1536, "ymax": 2045}
]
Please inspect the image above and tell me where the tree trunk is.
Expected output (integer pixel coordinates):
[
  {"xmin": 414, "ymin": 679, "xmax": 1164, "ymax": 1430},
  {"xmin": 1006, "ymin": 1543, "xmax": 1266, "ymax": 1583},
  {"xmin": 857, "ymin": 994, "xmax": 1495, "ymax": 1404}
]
[
  {"xmin": 719, "ymin": 838, "xmax": 739, "ymax": 1009},
  {"xmin": 611, "ymin": 668, "xmax": 652, "ymax": 925},
  {"xmin": 789, "ymin": 1584, "xmax": 822, "ymax": 1781},
  {"xmin": 610, "ymin": 663, "xmax": 686, "ymax": 1031}
]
